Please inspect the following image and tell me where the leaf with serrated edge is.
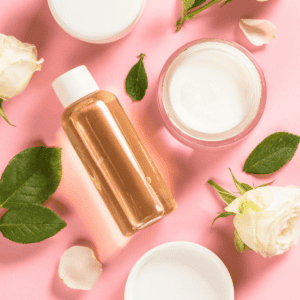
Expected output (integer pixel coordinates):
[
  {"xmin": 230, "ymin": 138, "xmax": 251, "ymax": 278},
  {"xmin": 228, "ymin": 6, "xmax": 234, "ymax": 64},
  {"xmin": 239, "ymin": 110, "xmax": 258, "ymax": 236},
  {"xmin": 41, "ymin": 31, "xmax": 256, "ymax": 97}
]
[
  {"xmin": 208, "ymin": 180, "xmax": 236, "ymax": 205},
  {"xmin": 0, "ymin": 147, "xmax": 62, "ymax": 209},
  {"xmin": 229, "ymin": 169, "xmax": 253, "ymax": 195},
  {"xmin": 244, "ymin": 132, "xmax": 300, "ymax": 174},
  {"xmin": 234, "ymin": 230, "xmax": 246, "ymax": 252},
  {"xmin": 211, "ymin": 212, "xmax": 235, "ymax": 229},
  {"xmin": 125, "ymin": 54, "xmax": 148, "ymax": 101},
  {"xmin": 0, "ymin": 204, "xmax": 66, "ymax": 244}
]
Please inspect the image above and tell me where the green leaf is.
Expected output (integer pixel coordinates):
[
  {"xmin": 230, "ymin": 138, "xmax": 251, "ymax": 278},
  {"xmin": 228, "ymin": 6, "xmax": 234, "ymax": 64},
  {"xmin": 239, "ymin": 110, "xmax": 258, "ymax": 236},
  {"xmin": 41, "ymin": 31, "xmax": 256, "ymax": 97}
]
[
  {"xmin": 188, "ymin": 0, "xmax": 207, "ymax": 10},
  {"xmin": 234, "ymin": 230, "xmax": 246, "ymax": 252},
  {"xmin": 256, "ymin": 180, "xmax": 276, "ymax": 189},
  {"xmin": 0, "ymin": 98, "xmax": 15, "ymax": 126},
  {"xmin": 182, "ymin": 0, "xmax": 196, "ymax": 12},
  {"xmin": 125, "ymin": 54, "xmax": 148, "ymax": 101},
  {"xmin": 229, "ymin": 169, "xmax": 253, "ymax": 195},
  {"xmin": 211, "ymin": 212, "xmax": 235, "ymax": 229},
  {"xmin": 0, "ymin": 146, "xmax": 62, "ymax": 209},
  {"xmin": 0, "ymin": 204, "xmax": 66, "ymax": 244},
  {"xmin": 220, "ymin": 0, "xmax": 233, "ymax": 6},
  {"xmin": 244, "ymin": 132, "xmax": 300, "ymax": 174},
  {"xmin": 208, "ymin": 180, "xmax": 237, "ymax": 205}
]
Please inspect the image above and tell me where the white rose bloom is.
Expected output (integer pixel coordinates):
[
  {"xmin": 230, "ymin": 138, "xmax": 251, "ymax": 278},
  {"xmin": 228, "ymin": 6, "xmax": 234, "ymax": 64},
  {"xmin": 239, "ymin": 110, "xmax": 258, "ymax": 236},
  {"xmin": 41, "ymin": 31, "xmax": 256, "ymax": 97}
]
[
  {"xmin": 225, "ymin": 186, "xmax": 300, "ymax": 257},
  {"xmin": 0, "ymin": 33, "xmax": 43, "ymax": 99}
]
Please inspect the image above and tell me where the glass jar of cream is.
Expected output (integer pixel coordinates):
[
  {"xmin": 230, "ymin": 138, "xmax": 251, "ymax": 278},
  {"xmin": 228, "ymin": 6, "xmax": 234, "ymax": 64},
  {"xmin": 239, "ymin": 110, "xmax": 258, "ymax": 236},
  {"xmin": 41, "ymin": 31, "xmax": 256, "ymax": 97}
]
[
  {"xmin": 158, "ymin": 39, "xmax": 266, "ymax": 148},
  {"xmin": 48, "ymin": 0, "xmax": 146, "ymax": 43}
]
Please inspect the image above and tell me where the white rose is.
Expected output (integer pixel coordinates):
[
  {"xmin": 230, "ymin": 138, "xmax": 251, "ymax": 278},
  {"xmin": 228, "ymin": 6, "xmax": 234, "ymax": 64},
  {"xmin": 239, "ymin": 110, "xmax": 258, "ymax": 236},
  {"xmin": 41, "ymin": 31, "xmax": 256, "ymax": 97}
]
[
  {"xmin": 0, "ymin": 33, "xmax": 43, "ymax": 99},
  {"xmin": 225, "ymin": 186, "xmax": 300, "ymax": 257}
]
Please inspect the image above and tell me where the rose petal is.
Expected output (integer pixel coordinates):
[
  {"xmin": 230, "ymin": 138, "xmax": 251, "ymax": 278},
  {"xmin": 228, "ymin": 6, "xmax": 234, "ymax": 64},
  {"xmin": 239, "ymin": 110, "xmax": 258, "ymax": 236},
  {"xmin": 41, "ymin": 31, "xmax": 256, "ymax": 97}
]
[
  {"xmin": 239, "ymin": 18, "xmax": 276, "ymax": 46},
  {"xmin": 58, "ymin": 246, "xmax": 102, "ymax": 290},
  {"xmin": 0, "ymin": 59, "xmax": 43, "ymax": 99},
  {"xmin": 0, "ymin": 34, "xmax": 43, "ymax": 99}
]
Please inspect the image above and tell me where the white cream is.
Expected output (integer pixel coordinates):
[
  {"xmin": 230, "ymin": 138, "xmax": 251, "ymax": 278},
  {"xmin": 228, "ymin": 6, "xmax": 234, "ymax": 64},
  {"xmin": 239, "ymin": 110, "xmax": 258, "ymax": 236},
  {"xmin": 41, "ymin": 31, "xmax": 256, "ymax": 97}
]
[
  {"xmin": 162, "ymin": 41, "xmax": 262, "ymax": 141},
  {"xmin": 125, "ymin": 242, "xmax": 234, "ymax": 300},
  {"xmin": 48, "ymin": 0, "xmax": 145, "ymax": 43}
]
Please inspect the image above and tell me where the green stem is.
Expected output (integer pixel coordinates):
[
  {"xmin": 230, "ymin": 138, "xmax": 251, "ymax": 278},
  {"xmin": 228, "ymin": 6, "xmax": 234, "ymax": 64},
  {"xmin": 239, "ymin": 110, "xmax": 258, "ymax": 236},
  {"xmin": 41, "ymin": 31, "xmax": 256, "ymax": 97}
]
[
  {"xmin": 176, "ymin": 0, "xmax": 222, "ymax": 32},
  {"xmin": 0, "ymin": 98, "xmax": 15, "ymax": 126}
]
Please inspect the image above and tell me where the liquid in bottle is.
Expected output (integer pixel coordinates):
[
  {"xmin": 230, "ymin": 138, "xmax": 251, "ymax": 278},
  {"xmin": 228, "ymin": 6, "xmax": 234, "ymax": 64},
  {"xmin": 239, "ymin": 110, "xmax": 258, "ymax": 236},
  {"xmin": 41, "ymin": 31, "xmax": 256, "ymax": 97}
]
[{"xmin": 52, "ymin": 66, "xmax": 177, "ymax": 236}]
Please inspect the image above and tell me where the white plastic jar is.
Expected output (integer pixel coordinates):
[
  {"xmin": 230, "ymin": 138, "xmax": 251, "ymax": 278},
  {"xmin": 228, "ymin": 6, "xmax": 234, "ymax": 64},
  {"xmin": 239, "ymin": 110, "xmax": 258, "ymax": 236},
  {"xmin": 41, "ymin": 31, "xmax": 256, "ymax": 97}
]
[{"xmin": 48, "ymin": 0, "xmax": 146, "ymax": 43}]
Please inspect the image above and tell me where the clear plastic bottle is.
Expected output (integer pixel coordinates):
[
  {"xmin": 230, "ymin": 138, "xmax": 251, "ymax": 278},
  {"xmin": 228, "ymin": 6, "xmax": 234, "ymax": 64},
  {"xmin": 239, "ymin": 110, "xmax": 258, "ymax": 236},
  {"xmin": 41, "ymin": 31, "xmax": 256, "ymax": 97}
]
[{"xmin": 52, "ymin": 66, "xmax": 177, "ymax": 236}]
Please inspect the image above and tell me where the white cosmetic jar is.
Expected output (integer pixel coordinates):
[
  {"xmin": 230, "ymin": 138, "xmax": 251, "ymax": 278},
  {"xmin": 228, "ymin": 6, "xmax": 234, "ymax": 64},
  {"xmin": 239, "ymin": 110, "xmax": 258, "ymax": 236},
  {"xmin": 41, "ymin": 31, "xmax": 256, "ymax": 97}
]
[
  {"xmin": 158, "ymin": 39, "xmax": 267, "ymax": 148},
  {"xmin": 48, "ymin": 0, "xmax": 146, "ymax": 43},
  {"xmin": 125, "ymin": 242, "xmax": 234, "ymax": 300}
]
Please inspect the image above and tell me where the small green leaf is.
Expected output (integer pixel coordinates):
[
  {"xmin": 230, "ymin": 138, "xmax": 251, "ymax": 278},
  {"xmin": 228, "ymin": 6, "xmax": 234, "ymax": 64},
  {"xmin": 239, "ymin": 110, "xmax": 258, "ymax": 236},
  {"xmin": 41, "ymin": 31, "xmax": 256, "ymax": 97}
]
[
  {"xmin": 208, "ymin": 180, "xmax": 236, "ymax": 205},
  {"xmin": 244, "ymin": 132, "xmax": 300, "ymax": 174},
  {"xmin": 188, "ymin": 0, "xmax": 207, "ymax": 10},
  {"xmin": 0, "ymin": 147, "xmax": 62, "ymax": 209},
  {"xmin": 234, "ymin": 230, "xmax": 246, "ymax": 252},
  {"xmin": 125, "ymin": 54, "xmax": 148, "ymax": 101},
  {"xmin": 0, "ymin": 98, "xmax": 15, "ymax": 126},
  {"xmin": 256, "ymin": 180, "xmax": 276, "ymax": 189},
  {"xmin": 220, "ymin": 0, "xmax": 232, "ymax": 6},
  {"xmin": 0, "ymin": 204, "xmax": 66, "ymax": 244},
  {"xmin": 229, "ymin": 169, "xmax": 253, "ymax": 195},
  {"xmin": 211, "ymin": 212, "xmax": 235, "ymax": 229},
  {"xmin": 182, "ymin": 0, "xmax": 196, "ymax": 12}
]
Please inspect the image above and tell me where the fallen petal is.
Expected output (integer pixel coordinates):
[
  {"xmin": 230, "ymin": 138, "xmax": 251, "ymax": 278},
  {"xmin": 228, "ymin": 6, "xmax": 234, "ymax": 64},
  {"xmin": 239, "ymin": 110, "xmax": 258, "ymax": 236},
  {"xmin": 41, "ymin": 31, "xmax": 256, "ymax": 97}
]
[
  {"xmin": 239, "ymin": 18, "xmax": 276, "ymax": 46},
  {"xmin": 59, "ymin": 246, "xmax": 102, "ymax": 290}
]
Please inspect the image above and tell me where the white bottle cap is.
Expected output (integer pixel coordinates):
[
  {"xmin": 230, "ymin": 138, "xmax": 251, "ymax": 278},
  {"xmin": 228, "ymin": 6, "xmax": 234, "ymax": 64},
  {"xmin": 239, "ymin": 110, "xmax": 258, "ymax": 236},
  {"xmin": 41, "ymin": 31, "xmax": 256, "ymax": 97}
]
[
  {"xmin": 48, "ymin": 0, "xmax": 146, "ymax": 44},
  {"xmin": 52, "ymin": 65, "xmax": 99, "ymax": 108}
]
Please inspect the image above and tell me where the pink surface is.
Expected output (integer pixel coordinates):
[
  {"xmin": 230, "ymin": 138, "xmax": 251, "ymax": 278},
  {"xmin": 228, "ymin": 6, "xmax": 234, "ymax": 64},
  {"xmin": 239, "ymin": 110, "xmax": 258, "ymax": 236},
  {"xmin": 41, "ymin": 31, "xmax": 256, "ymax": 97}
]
[{"xmin": 0, "ymin": 0, "xmax": 300, "ymax": 299}]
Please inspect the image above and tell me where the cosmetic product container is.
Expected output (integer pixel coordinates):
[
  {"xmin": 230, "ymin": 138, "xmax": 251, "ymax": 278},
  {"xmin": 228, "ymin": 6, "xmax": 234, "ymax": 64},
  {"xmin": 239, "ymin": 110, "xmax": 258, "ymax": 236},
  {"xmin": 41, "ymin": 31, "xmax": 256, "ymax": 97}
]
[
  {"xmin": 125, "ymin": 242, "xmax": 234, "ymax": 300},
  {"xmin": 158, "ymin": 39, "xmax": 266, "ymax": 148},
  {"xmin": 48, "ymin": 0, "xmax": 146, "ymax": 43},
  {"xmin": 52, "ymin": 66, "xmax": 177, "ymax": 237}
]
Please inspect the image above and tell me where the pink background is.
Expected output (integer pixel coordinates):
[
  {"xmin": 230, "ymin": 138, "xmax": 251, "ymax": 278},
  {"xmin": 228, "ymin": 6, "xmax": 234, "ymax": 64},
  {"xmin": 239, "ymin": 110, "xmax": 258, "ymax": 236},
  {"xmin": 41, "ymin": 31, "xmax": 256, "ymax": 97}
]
[{"xmin": 1, "ymin": 0, "xmax": 300, "ymax": 299}]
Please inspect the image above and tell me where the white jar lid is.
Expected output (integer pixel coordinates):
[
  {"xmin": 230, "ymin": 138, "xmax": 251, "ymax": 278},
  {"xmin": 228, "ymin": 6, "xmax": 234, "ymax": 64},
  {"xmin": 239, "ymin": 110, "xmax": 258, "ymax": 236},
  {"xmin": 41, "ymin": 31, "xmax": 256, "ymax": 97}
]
[{"xmin": 48, "ymin": 0, "xmax": 146, "ymax": 43}]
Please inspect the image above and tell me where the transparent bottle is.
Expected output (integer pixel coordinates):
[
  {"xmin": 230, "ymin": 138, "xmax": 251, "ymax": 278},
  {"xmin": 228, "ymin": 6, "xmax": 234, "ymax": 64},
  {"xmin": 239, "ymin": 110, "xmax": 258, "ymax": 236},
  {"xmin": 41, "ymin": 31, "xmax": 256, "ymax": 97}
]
[{"xmin": 52, "ymin": 66, "xmax": 177, "ymax": 236}]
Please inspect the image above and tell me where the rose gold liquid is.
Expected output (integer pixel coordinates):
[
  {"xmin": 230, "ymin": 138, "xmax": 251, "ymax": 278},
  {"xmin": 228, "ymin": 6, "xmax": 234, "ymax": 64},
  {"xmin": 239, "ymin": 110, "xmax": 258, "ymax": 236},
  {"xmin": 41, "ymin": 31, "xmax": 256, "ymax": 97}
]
[{"xmin": 61, "ymin": 91, "xmax": 177, "ymax": 236}]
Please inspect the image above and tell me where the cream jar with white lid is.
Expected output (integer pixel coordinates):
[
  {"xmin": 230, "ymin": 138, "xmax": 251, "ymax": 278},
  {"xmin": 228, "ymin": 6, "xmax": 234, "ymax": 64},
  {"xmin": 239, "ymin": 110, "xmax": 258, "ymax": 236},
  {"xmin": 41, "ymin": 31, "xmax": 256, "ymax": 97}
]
[
  {"xmin": 48, "ymin": 0, "xmax": 146, "ymax": 43},
  {"xmin": 158, "ymin": 39, "xmax": 267, "ymax": 148}
]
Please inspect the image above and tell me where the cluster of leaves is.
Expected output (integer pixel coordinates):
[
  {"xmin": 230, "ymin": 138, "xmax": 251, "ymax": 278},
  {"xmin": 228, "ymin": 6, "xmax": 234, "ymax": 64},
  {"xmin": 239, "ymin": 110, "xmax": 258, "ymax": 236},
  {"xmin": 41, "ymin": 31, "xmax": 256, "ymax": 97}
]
[
  {"xmin": 0, "ymin": 146, "xmax": 66, "ymax": 244},
  {"xmin": 177, "ymin": 0, "xmax": 233, "ymax": 31}
]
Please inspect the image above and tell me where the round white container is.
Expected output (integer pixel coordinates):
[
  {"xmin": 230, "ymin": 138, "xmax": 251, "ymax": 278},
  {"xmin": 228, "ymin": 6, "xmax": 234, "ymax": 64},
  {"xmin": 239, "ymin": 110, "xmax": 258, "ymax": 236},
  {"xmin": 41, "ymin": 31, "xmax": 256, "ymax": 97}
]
[
  {"xmin": 48, "ymin": 0, "xmax": 146, "ymax": 43},
  {"xmin": 125, "ymin": 242, "xmax": 234, "ymax": 300},
  {"xmin": 158, "ymin": 39, "xmax": 266, "ymax": 148}
]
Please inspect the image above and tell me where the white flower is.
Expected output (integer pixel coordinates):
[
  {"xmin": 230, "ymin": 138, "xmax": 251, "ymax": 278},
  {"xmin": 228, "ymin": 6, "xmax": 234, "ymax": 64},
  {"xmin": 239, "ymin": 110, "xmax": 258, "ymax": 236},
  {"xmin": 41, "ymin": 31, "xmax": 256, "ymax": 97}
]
[
  {"xmin": 239, "ymin": 18, "xmax": 276, "ymax": 46},
  {"xmin": 59, "ymin": 246, "xmax": 102, "ymax": 290},
  {"xmin": 0, "ymin": 33, "xmax": 43, "ymax": 99},
  {"xmin": 225, "ymin": 187, "xmax": 300, "ymax": 257}
]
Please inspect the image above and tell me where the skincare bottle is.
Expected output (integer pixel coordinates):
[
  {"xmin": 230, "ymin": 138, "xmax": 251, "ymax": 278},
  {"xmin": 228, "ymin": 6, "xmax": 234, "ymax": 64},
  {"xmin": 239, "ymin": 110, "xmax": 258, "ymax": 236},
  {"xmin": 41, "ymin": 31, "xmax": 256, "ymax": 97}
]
[{"xmin": 52, "ymin": 66, "xmax": 177, "ymax": 236}]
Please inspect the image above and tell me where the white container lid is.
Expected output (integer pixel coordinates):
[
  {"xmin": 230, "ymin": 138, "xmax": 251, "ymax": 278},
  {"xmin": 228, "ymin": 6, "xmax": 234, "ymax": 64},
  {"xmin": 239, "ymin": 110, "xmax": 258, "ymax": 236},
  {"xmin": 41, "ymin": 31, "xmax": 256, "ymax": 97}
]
[
  {"xmin": 125, "ymin": 242, "xmax": 234, "ymax": 300},
  {"xmin": 48, "ymin": 0, "xmax": 146, "ymax": 43},
  {"xmin": 52, "ymin": 65, "xmax": 99, "ymax": 108}
]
